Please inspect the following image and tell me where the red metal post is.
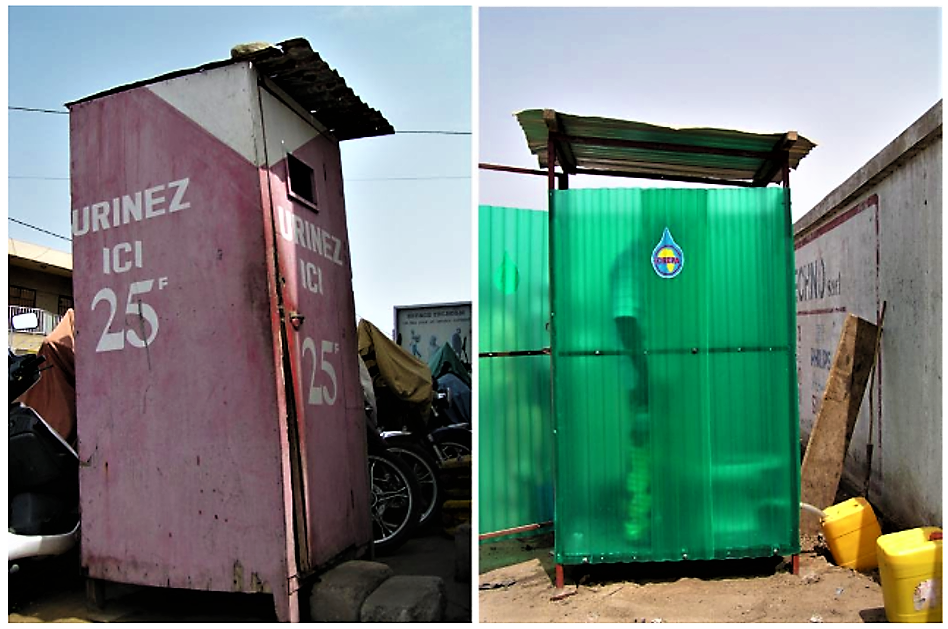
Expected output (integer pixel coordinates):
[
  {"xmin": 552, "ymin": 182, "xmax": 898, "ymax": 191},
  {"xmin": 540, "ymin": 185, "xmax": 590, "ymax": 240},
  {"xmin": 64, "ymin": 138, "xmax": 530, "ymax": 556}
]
[
  {"xmin": 478, "ymin": 162, "xmax": 550, "ymax": 177},
  {"xmin": 791, "ymin": 554, "xmax": 800, "ymax": 575},
  {"xmin": 555, "ymin": 563, "xmax": 565, "ymax": 589}
]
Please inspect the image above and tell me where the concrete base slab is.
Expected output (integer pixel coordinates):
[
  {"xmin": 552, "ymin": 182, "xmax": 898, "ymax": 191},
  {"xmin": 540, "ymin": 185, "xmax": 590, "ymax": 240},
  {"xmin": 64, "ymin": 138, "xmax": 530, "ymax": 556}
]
[
  {"xmin": 360, "ymin": 575, "xmax": 446, "ymax": 623},
  {"xmin": 309, "ymin": 560, "xmax": 393, "ymax": 622}
]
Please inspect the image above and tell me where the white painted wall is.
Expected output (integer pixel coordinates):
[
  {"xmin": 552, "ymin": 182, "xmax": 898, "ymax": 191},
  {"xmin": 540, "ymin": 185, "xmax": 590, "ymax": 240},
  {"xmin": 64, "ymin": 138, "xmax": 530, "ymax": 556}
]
[
  {"xmin": 148, "ymin": 63, "xmax": 260, "ymax": 165},
  {"xmin": 794, "ymin": 102, "xmax": 942, "ymax": 528}
]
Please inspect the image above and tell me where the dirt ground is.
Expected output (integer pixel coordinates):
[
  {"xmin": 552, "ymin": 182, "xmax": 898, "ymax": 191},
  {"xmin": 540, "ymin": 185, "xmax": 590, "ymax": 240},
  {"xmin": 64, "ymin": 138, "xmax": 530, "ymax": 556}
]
[
  {"xmin": 479, "ymin": 533, "xmax": 886, "ymax": 623},
  {"xmin": 8, "ymin": 528, "xmax": 471, "ymax": 623}
]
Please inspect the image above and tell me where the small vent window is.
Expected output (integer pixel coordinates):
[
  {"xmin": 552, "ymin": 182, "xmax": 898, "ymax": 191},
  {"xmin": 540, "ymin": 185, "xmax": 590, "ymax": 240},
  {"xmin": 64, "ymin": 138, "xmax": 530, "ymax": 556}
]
[
  {"xmin": 287, "ymin": 154, "xmax": 318, "ymax": 210},
  {"xmin": 10, "ymin": 285, "xmax": 36, "ymax": 308},
  {"xmin": 58, "ymin": 295, "xmax": 74, "ymax": 316}
]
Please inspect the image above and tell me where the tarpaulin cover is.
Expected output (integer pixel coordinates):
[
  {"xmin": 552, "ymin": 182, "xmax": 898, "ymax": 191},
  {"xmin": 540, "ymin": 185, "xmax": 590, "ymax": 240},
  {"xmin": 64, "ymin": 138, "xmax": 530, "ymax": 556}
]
[
  {"xmin": 429, "ymin": 342, "xmax": 471, "ymax": 388},
  {"xmin": 479, "ymin": 205, "xmax": 554, "ymax": 537},
  {"xmin": 435, "ymin": 372, "xmax": 472, "ymax": 426},
  {"xmin": 551, "ymin": 187, "xmax": 800, "ymax": 565},
  {"xmin": 357, "ymin": 318, "xmax": 432, "ymax": 424},
  {"xmin": 18, "ymin": 309, "xmax": 77, "ymax": 446}
]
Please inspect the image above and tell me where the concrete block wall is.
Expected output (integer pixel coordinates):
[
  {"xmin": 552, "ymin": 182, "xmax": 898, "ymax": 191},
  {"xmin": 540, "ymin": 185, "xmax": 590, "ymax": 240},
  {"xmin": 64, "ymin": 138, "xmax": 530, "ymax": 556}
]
[{"xmin": 794, "ymin": 101, "xmax": 942, "ymax": 529}]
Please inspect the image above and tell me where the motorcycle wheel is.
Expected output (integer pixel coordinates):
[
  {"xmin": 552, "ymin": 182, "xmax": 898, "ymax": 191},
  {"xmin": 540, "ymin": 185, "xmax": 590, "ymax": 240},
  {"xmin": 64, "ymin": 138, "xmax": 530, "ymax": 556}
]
[
  {"xmin": 432, "ymin": 427, "xmax": 472, "ymax": 460},
  {"xmin": 368, "ymin": 451, "xmax": 421, "ymax": 555},
  {"xmin": 383, "ymin": 439, "xmax": 443, "ymax": 529}
]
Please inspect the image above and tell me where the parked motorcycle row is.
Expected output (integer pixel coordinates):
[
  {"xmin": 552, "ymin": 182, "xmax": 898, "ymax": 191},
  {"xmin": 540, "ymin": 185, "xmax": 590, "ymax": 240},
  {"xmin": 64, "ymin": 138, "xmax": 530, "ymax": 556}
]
[
  {"xmin": 357, "ymin": 319, "xmax": 472, "ymax": 554},
  {"xmin": 8, "ymin": 312, "xmax": 471, "ymax": 577}
]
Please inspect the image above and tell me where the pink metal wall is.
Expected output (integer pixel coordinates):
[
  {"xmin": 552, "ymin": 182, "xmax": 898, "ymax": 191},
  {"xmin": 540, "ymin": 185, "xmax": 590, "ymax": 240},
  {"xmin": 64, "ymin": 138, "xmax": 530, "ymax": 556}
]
[
  {"xmin": 257, "ymin": 87, "xmax": 372, "ymax": 572},
  {"xmin": 69, "ymin": 64, "xmax": 370, "ymax": 622}
]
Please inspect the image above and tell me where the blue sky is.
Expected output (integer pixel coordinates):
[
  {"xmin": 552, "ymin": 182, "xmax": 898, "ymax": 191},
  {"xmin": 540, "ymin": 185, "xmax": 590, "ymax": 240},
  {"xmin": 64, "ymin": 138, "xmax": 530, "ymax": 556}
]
[
  {"xmin": 7, "ymin": 5, "xmax": 471, "ymax": 330},
  {"xmin": 479, "ymin": 7, "xmax": 942, "ymax": 220}
]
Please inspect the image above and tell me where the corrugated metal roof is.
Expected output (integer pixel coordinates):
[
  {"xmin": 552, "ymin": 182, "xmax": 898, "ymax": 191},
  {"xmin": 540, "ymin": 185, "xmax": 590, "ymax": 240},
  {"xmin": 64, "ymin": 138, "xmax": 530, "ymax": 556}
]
[
  {"xmin": 67, "ymin": 38, "xmax": 393, "ymax": 142},
  {"xmin": 516, "ymin": 109, "xmax": 815, "ymax": 186}
]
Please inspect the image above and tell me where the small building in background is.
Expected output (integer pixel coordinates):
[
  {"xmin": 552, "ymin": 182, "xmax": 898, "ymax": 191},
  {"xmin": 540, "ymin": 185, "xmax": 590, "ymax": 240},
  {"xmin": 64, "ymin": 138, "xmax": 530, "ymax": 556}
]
[{"xmin": 8, "ymin": 238, "xmax": 73, "ymax": 353}]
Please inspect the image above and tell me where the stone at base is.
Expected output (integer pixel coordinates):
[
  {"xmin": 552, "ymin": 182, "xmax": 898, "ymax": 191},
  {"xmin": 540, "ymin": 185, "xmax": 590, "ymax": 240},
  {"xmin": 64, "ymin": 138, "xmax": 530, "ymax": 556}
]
[
  {"xmin": 360, "ymin": 575, "xmax": 446, "ymax": 623},
  {"xmin": 309, "ymin": 560, "xmax": 393, "ymax": 622}
]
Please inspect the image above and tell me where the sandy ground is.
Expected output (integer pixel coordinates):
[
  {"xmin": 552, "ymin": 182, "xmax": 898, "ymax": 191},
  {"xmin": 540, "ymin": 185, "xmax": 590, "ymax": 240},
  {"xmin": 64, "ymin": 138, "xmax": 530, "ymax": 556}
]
[{"xmin": 479, "ymin": 533, "xmax": 886, "ymax": 623}]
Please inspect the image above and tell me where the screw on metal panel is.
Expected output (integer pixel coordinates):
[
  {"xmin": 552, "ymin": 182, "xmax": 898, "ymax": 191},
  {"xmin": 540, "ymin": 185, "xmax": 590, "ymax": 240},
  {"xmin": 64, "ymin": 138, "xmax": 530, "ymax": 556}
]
[
  {"xmin": 595, "ymin": 350, "xmax": 602, "ymax": 356},
  {"xmin": 682, "ymin": 553, "xmax": 688, "ymax": 559},
  {"xmin": 582, "ymin": 557, "xmax": 589, "ymax": 564},
  {"xmin": 738, "ymin": 347, "xmax": 743, "ymax": 352},
  {"xmin": 691, "ymin": 348, "xmax": 698, "ymax": 354}
]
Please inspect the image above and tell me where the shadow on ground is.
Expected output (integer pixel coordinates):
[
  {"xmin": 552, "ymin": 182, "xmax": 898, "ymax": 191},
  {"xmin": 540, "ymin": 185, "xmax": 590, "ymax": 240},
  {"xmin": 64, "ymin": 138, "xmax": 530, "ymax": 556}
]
[
  {"xmin": 858, "ymin": 607, "xmax": 888, "ymax": 622},
  {"xmin": 10, "ymin": 528, "xmax": 471, "ymax": 623},
  {"xmin": 375, "ymin": 527, "xmax": 472, "ymax": 622},
  {"xmin": 479, "ymin": 532, "xmax": 790, "ymax": 591}
]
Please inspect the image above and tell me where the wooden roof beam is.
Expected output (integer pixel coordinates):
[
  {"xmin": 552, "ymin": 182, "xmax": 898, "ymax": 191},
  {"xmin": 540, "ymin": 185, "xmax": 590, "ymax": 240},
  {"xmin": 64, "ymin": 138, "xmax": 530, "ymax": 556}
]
[
  {"xmin": 752, "ymin": 132, "xmax": 799, "ymax": 186},
  {"xmin": 543, "ymin": 109, "xmax": 578, "ymax": 174}
]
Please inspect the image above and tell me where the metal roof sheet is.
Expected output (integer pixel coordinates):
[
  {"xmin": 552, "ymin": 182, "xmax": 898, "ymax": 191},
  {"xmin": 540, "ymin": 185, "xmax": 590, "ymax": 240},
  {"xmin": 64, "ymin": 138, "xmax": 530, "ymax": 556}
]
[
  {"xmin": 67, "ymin": 38, "xmax": 394, "ymax": 142},
  {"xmin": 516, "ymin": 109, "xmax": 815, "ymax": 186}
]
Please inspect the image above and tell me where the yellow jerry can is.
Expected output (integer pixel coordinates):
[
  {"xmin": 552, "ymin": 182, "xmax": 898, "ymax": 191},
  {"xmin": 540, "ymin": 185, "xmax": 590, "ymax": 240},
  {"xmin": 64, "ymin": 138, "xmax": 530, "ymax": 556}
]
[
  {"xmin": 876, "ymin": 527, "xmax": 942, "ymax": 623},
  {"xmin": 821, "ymin": 497, "xmax": 882, "ymax": 571}
]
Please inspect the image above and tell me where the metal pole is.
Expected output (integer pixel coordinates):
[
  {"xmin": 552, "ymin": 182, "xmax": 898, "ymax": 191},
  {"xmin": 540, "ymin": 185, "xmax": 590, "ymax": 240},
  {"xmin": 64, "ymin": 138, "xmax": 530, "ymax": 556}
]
[
  {"xmin": 546, "ymin": 138, "xmax": 560, "ymax": 588},
  {"xmin": 479, "ymin": 162, "xmax": 550, "ymax": 177},
  {"xmin": 782, "ymin": 151, "xmax": 791, "ymax": 225},
  {"xmin": 547, "ymin": 139, "xmax": 556, "ymax": 191}
]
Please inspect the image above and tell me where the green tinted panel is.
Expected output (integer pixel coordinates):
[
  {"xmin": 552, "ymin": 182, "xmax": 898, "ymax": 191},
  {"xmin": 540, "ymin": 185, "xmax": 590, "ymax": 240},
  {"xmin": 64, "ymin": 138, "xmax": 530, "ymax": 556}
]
[
  {"xmin": 478, "ymin": 355, "xmax": 553, "ymax": 535},
  {"xmin": 551, "ymin": 187, "xmax": 799, "ymax": 564},
  {"xmin": 478, "ymin": 205, "xmax": 550, "ymax": 353},
  {"xmin": 478, "ymin": 205, "xmax": 554, "ymax": 536}
]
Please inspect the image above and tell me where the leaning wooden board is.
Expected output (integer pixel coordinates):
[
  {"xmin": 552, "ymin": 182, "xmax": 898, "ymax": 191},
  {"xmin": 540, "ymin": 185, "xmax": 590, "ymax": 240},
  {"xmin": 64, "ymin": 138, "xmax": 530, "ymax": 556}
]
[{"xmin": 800, "ymin": 314, "xmax": 880, "ymax": 535}]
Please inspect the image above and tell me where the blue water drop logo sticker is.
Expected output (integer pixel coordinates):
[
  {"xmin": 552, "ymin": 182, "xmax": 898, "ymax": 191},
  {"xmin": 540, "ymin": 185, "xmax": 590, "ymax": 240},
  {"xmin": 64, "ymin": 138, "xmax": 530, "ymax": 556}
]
[{"xmin": 651, "ymin": 227, "xmax": 684, "ymax": 279}]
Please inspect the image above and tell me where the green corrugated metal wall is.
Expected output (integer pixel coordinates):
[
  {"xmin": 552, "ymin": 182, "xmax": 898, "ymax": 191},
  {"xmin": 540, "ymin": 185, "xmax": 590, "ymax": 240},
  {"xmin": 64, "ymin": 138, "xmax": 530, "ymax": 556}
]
[
  {"xmin": 478, "ymin": 205, "xmax": 554, "ymax": 536},
  {"xmin": 551, "ymin": 187, "xmax": 800, "ymax": 564}
]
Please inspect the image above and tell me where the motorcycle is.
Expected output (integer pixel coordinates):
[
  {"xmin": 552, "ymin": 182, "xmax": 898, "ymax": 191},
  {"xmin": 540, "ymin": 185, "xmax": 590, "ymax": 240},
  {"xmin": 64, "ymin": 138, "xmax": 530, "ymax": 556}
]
[
  {"xmin": 366, "ymin": 424, "xmax": 423, "ymax": 555},
  {"xmin": 378, "ymin": 385, "xmax": 469, "ymax": 515},
  {"xmin": 359, "ymin": 354, "xmax": 424, "ymax": 555},
  {"xmin": 8, "ymin": 312, "xmax": 80, "ymax": 573}
]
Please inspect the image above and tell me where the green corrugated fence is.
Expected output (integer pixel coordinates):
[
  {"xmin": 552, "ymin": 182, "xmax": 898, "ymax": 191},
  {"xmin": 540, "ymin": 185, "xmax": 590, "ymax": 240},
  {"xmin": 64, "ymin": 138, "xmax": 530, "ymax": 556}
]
[{"xmin": 478, "ymin": 205, "xmax": 554, "ymax": 537}]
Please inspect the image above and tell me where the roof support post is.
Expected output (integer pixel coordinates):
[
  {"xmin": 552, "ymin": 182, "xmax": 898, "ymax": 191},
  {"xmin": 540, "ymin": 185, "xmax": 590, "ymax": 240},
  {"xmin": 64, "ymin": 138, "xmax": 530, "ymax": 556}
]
[
  {"xmin": 782, "ymin": 150, "xmax": 792, "ymax": 227},
  {"xmin": 547, "ymin": 138, "xmax": 557, "ymax": 192}
]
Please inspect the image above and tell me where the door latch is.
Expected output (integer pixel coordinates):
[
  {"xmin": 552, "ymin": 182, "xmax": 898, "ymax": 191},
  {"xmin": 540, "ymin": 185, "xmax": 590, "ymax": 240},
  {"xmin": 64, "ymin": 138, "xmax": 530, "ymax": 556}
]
[{"xmin": 288, "ymin": 312, "xmax": 305, "ymax": 330}]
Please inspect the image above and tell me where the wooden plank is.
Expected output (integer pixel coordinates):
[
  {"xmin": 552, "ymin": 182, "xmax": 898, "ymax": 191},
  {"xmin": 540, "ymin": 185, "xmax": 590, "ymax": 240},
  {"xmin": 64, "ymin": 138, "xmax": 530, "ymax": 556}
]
[
  {"xmin": 800, "ymin": 314, "xmax": 880, "ymax": 534},
  {"xmin": 543, "ymin": 110, "xmax": 578, "ymax": 174},
  {"xmin": 752, "ymin": 132, "xmax": 798, "ymax": 186}
]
